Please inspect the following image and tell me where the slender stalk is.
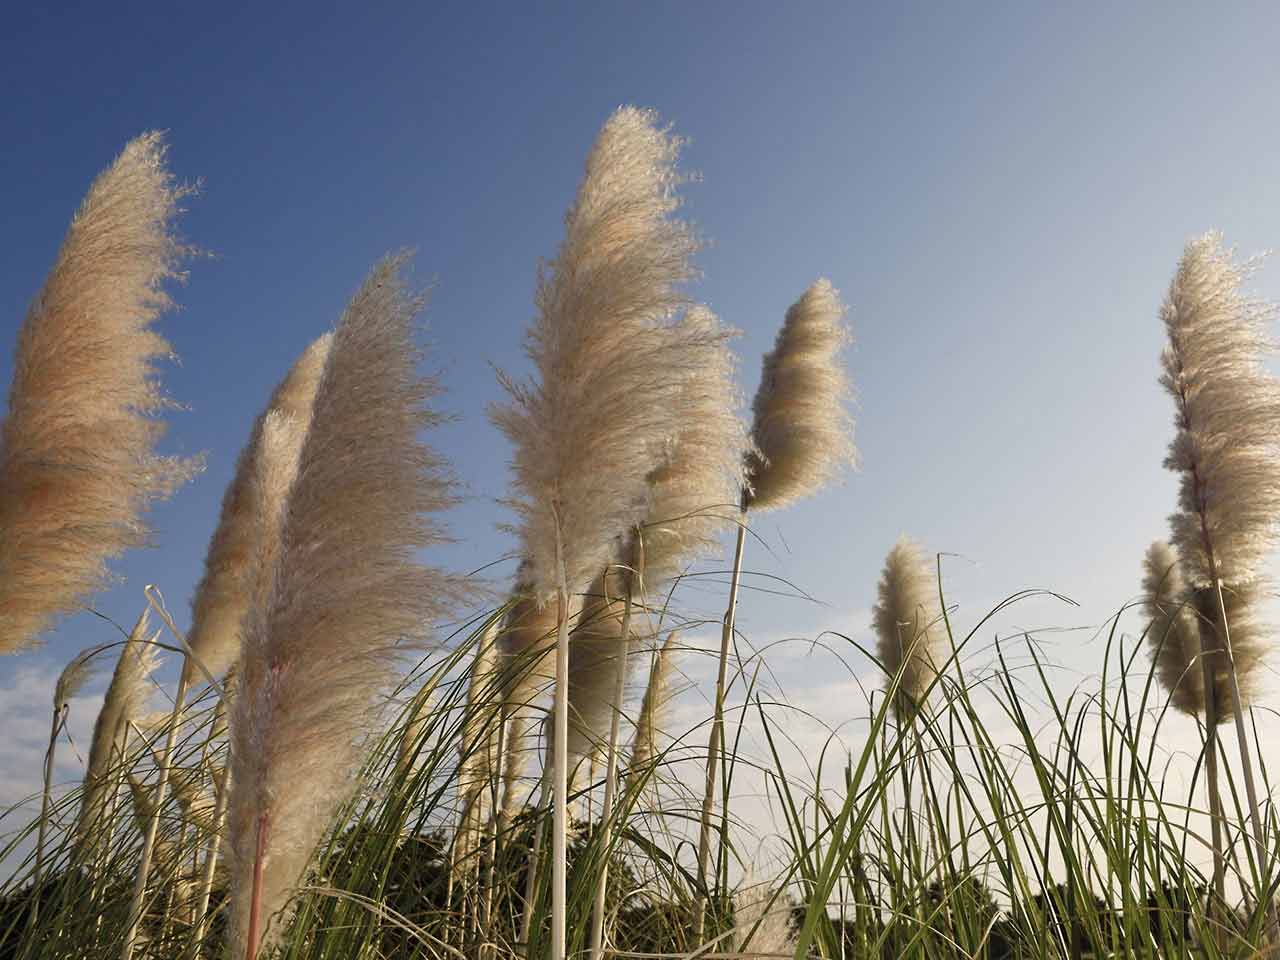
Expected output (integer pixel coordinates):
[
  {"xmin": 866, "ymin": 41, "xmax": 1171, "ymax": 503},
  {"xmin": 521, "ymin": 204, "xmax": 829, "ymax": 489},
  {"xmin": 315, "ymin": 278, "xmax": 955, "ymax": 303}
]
[
  {"xmin": 191, "ymin": 761, "xmax": 230, "ymax": 951},
  {"xmin": 550, "ymin": 581, "xmax": 570, "ymax": 960},
  {"xmin": 694, "ymin": 516, "xmax": 747, "ymax": 942},
  {"xmin": 122, "ymin": 663, "xmax": 190, "ymax": 959},
  {"xmin": 1200, "ymin": 675, "xmax": 1226, "ymax": 950},
  {"xmin": 1210, "ymin": 579, "xmax": 1271, "ymax": 909},
  {"xmin": 30, "ymin": 704, "xmax": 65, "ymax": 927},
  {"xmin": 245, "ymin": 812, "xmax": 270, "ymax": 960},
  {"xmin": 588, "ymin": 562, "xmax": 639, "ymax": 960},
  {"xmin": 519, "ymin": 762, "xmax": 552, "ymax": 953}
]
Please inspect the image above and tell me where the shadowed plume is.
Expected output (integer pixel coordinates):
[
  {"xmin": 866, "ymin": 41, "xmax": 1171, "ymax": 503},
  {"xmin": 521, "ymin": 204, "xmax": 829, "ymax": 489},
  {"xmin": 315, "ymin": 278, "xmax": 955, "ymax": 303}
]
[
  {"xmin": 872, "ymin": 537, "xmax": 944, "ymax": 720},
  {"xmin": 1142, "ymin": 542, "xmax": 1204, "ymax": 717},
  {"xmin": 745, "ymin": 279, "xmax": 856, "ymax": 511}
]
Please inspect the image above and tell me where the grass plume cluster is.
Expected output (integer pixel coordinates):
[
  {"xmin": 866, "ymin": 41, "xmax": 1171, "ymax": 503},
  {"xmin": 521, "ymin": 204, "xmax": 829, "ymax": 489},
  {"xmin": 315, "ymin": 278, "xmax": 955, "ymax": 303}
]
[{"xmin": 6, "ymin": 118, "xmax": 1280, "ymax": 960}]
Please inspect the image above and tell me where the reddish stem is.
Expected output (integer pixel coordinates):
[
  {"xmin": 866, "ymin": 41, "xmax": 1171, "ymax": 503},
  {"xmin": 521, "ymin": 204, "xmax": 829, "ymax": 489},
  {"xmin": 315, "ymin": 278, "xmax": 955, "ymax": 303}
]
[{"xmin": 245, "ymin": 811, "xmax": 270, "ymax": 960}]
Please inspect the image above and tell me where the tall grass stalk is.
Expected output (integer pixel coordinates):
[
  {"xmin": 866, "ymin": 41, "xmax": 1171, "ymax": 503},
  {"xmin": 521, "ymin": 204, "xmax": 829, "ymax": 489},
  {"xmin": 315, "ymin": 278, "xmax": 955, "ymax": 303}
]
[
  {"xmin": 588, "ymin": 561, "xmax": 639, "ymax": 960},
  {"xmin": 1158, "ymin": 233, "xmax": 1280, "ymax": 909},
  {"xmin": 696, "ymin": 279, "xmax": 856, "ymax": 940}
]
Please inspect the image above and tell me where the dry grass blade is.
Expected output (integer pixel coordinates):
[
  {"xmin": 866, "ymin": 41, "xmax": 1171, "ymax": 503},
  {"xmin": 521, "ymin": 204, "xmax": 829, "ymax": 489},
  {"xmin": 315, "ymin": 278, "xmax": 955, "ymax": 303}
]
[
  {"xmin": 0, "ymin": 132, "xmax": 199, "ymax": 654},
  {"xmin": 226, "ymin": 253, "xmax": 465, "ymax": 957}
]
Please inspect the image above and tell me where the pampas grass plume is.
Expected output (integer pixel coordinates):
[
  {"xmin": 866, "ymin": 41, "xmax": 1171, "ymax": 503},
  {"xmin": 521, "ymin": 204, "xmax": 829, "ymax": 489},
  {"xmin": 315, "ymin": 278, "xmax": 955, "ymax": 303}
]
[
  {"xmin": 78, "ymin": 610, "xmax": 161, "ymax": 840},
  {"xmin": 186, "ymin": 334, "xmax": 331, "ymax": 681},
  {"xmin": 745, "ymin": 279, "xmax": 856, "ymax": 511},
  {"xmin": 872, "ymin": 537, "xmax": 943, "ymax": 720},
  {"xmin": 1162, "ymin": 234, "xmax": 1280, "ymax": 594},
  {"xmin": 631, "ymin": 306, "xmax": 746, "ymax": 588},
  {"xmin": 489, "ymin": 105, "xmax": 703, "ymax": 601},
  {"xmin": 629, "ymin": 631, "xmax": 677, "ymax": 773},
  {"xmin": 0, "ymin": 133, "xmax": 198, "ymax": 654},
  {"xmin": 1142, "ymin": 542, "xmax": 1204, "ymax": 716},
  {"xmin": 226, "ymin": 254, "xmax": 464, "ymax": 956}
]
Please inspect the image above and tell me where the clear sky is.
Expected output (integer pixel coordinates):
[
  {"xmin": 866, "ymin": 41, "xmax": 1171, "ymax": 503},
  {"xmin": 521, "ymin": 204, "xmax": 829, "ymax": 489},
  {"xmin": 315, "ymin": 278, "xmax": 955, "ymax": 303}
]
[{"xmin": 3, "ymin": 2, "xmax": 1280, "ymax": 852}]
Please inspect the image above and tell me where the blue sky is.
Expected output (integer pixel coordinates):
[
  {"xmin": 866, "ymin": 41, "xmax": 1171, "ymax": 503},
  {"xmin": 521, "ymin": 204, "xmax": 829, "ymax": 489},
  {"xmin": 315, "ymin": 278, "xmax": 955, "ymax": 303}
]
[{"xmin": 3, "ymin": 2, "xmax": 1280, "ymax": 835}]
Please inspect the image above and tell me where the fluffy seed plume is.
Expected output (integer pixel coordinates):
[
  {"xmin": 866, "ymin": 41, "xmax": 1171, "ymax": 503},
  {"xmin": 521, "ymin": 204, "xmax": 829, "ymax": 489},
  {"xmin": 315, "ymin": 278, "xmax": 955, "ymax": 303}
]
[
  {"xmin": 744, "ymin": 279, "xmax": 856, "ymax": 511},
  {"xmin": 1159, "ymin": 233, "xmax": 1280, "ymax": 706},
  {"xmin": 489, "ymin": 105, "xmax": 704, "ymax": 601},
  {"xmin": 54, "ymin": 648, "xmax": 97, "ymax": 712},
  {"xmin": 566, "ymin": 579, "xmax": 633, "ymax": 789},
  {"xmin": 629, "ymin": 306, "xmax": 746, "ymax": 590},
  {"xmin": 1142, "ymin": 542, "xmax": 1204, "ymax": 717},
  {"xmin": 0, "ymin": 133, "xmax": 199, "ymax": 654},
  {"xmin": 629, "ymin": 632, "xmax": 678, "ymax": 774},
  {"xmin": 497, "ymin": 589, "xmax": 561, "ymax": 815},
  {"xmin": 186, "ymin": 335, "xmax": 331, "ymax": 681},
  {"xmin": 78, "ymin": 610, "xmax": 162, "ymax": 841},
  {"xmin": 1161, "ymin": 233, "xmax": 1280, "ymax": 591},
  {"xmin": 226, "ymin": 254, "xmax": 463, "ymax": 956},
  {"xmin": 872, "ymin": 537, "xmax": 944, "ymax": 720}
]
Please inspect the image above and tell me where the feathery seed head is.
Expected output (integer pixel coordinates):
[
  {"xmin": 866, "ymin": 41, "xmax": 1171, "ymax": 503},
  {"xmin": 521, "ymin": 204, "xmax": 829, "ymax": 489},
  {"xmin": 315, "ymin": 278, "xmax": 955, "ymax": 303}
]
[
  {"xmin": 227, "ymin": 254, "xmax": 464, "ymax": 956},
  {"xmin": 1160, "ymin": 233, "xmax": 1280, "ymax": 590},
  {"xmin": 0, "ymin": 132, "xmax": 199, "ymax": 654},
  {"xmin": 565, "ymin": 577, "xmax": 635, "ymax": 788},
  {"xmin": 745, "ymin": 279, "xmax": 856, "ymax": 511},
  {"xmin": 630, "ymin": 306, "xmax": 747, "ymax": 590},
  {"xmin": 872, "ymin": 537, "xmax": 944, "ymax": 720},
  {"xmin": 78, "ymin": 609, "xmax": 162, "ymax": 841},
  {"xmin": 490, "ymin": 106, "xmax": 704, "ymax": 601},
  {"xmin": 54, "ymin": 648, "xmax": 97, "ymax": 713},
  {"xmin": 187, "ymin": 335, "xmax": 330, "ymax": 681},
  {"xmin": 629, "ymin": 631, "xmax": 678, "ymax": 775},
  {"xmin": 1141, "ymin": 542, "xmax": 1204, "ymax": 716}
]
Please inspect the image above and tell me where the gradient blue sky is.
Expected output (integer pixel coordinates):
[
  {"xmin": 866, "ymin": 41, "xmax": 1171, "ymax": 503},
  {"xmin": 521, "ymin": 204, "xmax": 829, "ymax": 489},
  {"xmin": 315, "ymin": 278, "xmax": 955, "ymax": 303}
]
[{"xmin": 3, "ymin": 3, "xmax": 1280, "ymax": 811}]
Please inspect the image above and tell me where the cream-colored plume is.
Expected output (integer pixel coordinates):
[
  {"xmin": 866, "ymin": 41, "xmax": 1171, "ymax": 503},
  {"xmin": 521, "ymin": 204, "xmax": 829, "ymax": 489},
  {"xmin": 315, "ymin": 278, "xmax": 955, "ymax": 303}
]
[
  {"xmin": 745, "ymin": 279, "xmax": 855, "ymax": 511},
  {"xmin": 871, "ymin": 537, "xmax": 944, "ymax": 720},
  {"xmin": 566, "ymin": 579, "xmax": 632, "ymax": 791},
  {"xmin": 78, "ymin": 610, "xmax": 161, "ymax": 842},
  {"xmin": 497, "ymin": 590, "xmax": 561, "ymax": 817},
  {"xmin": 1142, "ymin": 542, "xmax": 1204, "ymax": 717},
  {"xmin": 226, "ymin": 254, "xmax": 463, "ymax": 956},
  {"xmin": 629, "ymin": 306, "xmax": 746, "ymax": 590},
  {"xmin": 733, "ymin": 883, "xmax": 797, "ymax": 956},
  {"xmin": 54, "ymin": 648, "xmax": 97, "ymax": 713},
  {"xmin": 1161, "ymin": 233, "xmax": 1280, "ymax": 593},
  {"xmin": 489, "ymin": 106, "xmax": 707, "ymax": 602},
  {"xmin": 186, "ymin": 335, "xmax": 331, "ymax": 681},
  {"xmin": 1159, "ymin": 233, "xmax": 1280, "ymax": 708},
  {"xmin": 628, "ymin": 632, "xmax": 678, "ymax": 775},
  {"xmin": 0, "ymin": 133, "xmax": 198, "ymax": 655}
]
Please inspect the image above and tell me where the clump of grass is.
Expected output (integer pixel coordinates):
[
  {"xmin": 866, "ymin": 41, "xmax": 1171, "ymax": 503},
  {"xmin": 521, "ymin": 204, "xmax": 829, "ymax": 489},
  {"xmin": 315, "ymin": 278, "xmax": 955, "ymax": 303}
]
[{"xmin": 0, "ymin": 132, "xmax": 199, "ymax": 656}]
